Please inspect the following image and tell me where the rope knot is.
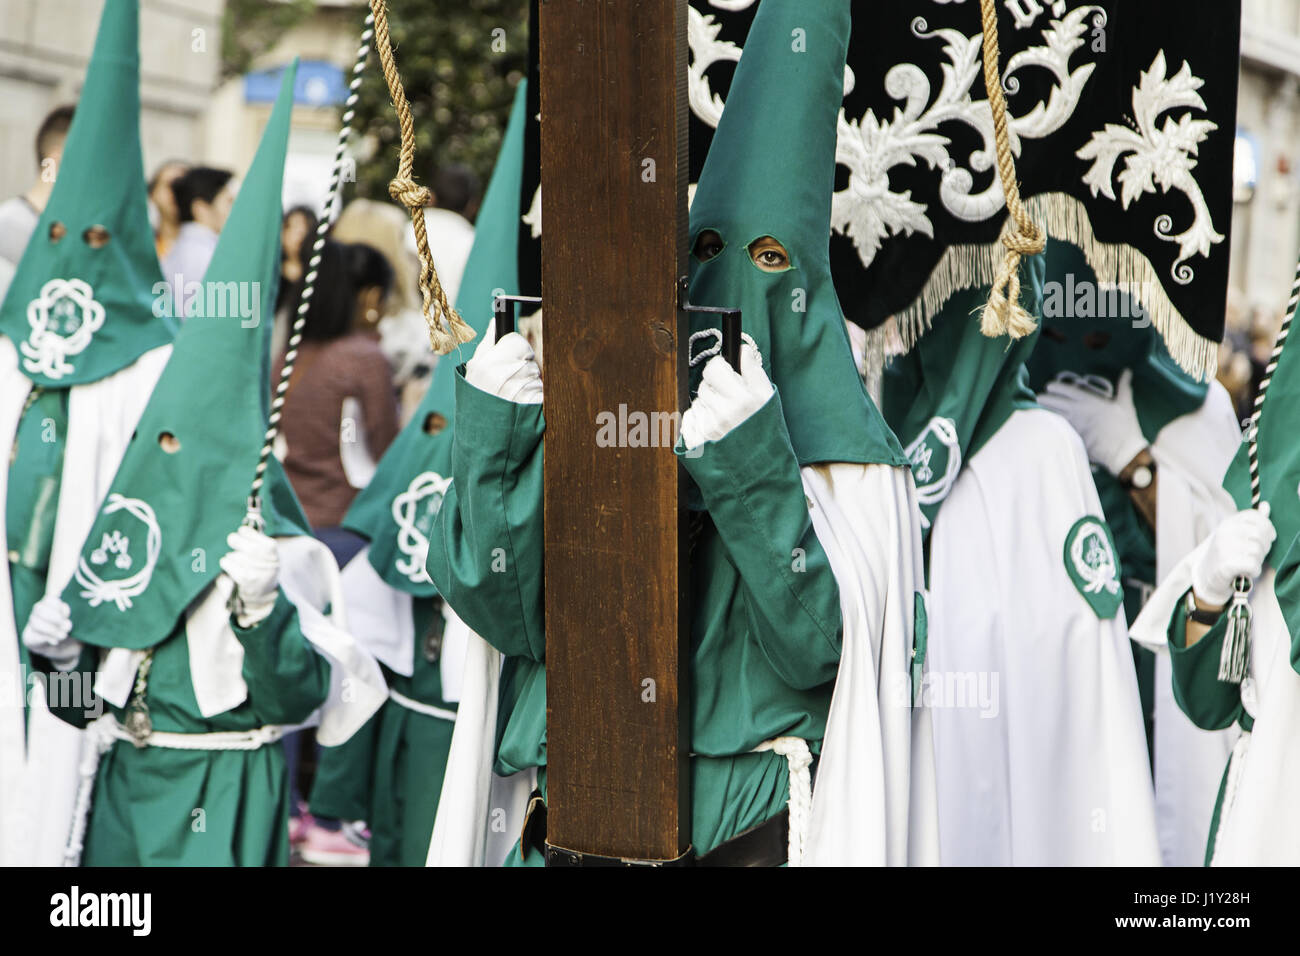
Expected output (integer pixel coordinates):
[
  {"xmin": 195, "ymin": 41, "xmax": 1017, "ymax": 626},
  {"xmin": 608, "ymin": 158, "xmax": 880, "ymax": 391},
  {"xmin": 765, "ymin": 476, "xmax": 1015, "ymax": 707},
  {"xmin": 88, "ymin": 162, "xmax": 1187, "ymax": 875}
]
[
  {"xmin": 1003, "ymin": 221, "xmax": 1045, "ymax": 257},
  {"xmin": 388, "ymin": 177, "xmax": 432, "ymax": 209}
]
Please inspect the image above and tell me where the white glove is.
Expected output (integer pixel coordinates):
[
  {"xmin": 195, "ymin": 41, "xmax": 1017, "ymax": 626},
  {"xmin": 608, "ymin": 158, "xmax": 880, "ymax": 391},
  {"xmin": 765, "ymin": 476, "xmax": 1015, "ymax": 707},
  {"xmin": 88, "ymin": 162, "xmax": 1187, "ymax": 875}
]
[
  {"xmin": 1038, "ymin": 368, "xmax": 1148, "ymax": 476},
  {"xmin": 1191, "ymin": 503, "xmax": 1276, "ymax": 607},
  {"xmin": 219, "ymin": 526, "xmax": 281, "ymax": 628},
  {"xmin": 680, "ymin": 343, "xmax": 774, "ymax": 450},
  {"xmin": 464, "ymin": 331, "xmax": 543, "ymax": 404},
  {"xmin": 22, "ymin": 595, "xmax": 82, "ymax": 672}
]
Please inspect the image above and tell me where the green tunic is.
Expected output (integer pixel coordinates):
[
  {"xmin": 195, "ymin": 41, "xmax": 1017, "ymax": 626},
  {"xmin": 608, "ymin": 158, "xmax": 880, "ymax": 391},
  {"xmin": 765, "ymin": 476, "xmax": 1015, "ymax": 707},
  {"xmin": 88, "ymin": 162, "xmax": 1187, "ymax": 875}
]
[
  {"xmin": 429, "ymin": 371, "xmax": 842, "ymax": 862},
  {"xmin": 310, "ymin": 597, "xmax": 457, "ymax": 866},
  {"xmin": 6, "ymin": 387, "xmax": 69, "ymax": 679},
  {"xmin": 1166, "ymin": 601, "xmax": 1248, "ymax": 865},
  {"xmin": 53, "ymin": 592, "xmax": 329, "ymax": 866}
]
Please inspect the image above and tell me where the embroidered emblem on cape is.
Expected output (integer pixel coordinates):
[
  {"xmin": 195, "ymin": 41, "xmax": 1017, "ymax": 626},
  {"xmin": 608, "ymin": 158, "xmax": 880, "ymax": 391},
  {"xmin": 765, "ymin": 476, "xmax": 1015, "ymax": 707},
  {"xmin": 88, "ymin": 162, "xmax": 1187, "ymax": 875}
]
[
  {"xmin": 1064, "ymin": 515, "xmax": 1122, "ymax": 618},
  {"xmin": 1078, "ymin": 51, "xmax": 1224, "ymax": 284},
  {"xmin": 21, "ymin": 277, "xmax": 107, "ymax": 380},
  {"xmin": 74, "ymin": 494, "xmax": 162, "ymax": 611},
  {"xmin": 904, "ymin": 416, "xmax": 962, "ymax": 528},
  {"xmin": 392, "ymin": 471, "xmax": 453, "ymax": 585}
]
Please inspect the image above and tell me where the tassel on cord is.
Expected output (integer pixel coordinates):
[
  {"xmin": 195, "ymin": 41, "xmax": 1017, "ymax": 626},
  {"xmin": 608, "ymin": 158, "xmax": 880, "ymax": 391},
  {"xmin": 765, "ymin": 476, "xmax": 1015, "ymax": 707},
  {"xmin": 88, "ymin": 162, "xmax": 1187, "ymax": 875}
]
[
  {"xmin": 1218, "ymin": 581, "xmax": 1252, "ymax": 684},
  {"xmin": 1217, "ymin": 249, "xmax": 1300, "ymax": 681},
  {"xmin": 369, "ymin": 0, "xmax": 475, "ymax": 354},
  {"xmin": 977, "ymin": 0, "xmax": 1045, "ymax": 339}
]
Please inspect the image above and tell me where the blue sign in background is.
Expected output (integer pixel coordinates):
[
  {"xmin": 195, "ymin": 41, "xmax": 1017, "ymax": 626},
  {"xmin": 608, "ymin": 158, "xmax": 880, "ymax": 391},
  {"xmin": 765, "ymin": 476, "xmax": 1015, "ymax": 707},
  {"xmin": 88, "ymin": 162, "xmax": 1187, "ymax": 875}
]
[{"xmin": 244, "ymin": 60, "xmax": 346, "ymax": 107}]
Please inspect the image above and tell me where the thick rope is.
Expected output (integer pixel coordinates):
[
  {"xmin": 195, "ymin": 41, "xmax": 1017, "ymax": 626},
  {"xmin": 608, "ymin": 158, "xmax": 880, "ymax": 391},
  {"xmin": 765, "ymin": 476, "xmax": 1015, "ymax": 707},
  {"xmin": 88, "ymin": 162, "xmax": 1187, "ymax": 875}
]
[
  {"xmin": 977, "ymin": 0, "xmax": 1045, "ymax": 339},
  {"xmin": 368, "ymin": 0, "xmax": 475, "ymax": 354}
]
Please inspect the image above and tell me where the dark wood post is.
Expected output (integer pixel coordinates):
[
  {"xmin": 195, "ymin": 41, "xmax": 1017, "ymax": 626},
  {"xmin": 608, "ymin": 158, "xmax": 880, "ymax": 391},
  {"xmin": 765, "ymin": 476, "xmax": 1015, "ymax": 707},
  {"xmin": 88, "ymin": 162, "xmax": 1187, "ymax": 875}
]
[{"xmin": 539, "ymin": 0, "xmax": 691, "ymax": 863}]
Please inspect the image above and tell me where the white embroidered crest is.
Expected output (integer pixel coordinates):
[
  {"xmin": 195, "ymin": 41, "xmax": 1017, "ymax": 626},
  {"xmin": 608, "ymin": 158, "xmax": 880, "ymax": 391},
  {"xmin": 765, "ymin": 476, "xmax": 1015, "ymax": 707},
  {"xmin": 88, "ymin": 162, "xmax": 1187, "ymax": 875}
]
[
  {"xmin": 1067, "ymin": 518, "xmax": 1120, "ymax": 596},
  {"xmin": 75, "ymin": 494, "xmax": 162, "ymax": 611},
  {"xmin": 904, "ymin": 416, "xmax": 962, "ymax": 527},
  {"xmin": 1077, "ymin": 51, "xmax": 1224, "ymax": 285},
  {"xmin": 392, "ymin": 471, "xmax": 453, "ymax": 585},
  {"xmin": 21, "ymin": 277, "xmax": 107, "ymax": 380}
]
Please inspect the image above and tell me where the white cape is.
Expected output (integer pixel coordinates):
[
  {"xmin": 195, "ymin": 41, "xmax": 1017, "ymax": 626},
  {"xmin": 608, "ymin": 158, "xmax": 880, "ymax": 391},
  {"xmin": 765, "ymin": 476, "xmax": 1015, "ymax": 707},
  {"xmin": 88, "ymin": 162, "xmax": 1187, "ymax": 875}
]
[
  {"xmin": 1132, "ymin": 554, "xmax": 1300, "ymax": 865},
  {"xmin": 802, "ymin": 461, "xmax": 937, "ymax": 866},
  {"xmin": 426, "ymin": 461, "xmax": 938, "ymax": 866},
  {"xmin": 928, "ymin": 408, "xmax": 1160, "ymax": 865},
  {"xmin": 0, "ymin": 337, "xmax": 171, "ymax": 866},
  {"xmin": 1146, "ymin": 382, "xmax": 1241, "ymax": 866}
]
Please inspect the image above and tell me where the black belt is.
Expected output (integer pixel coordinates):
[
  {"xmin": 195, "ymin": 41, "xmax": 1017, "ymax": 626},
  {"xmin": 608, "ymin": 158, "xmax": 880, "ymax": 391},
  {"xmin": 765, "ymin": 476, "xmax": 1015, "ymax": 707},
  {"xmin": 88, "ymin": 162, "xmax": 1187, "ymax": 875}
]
[{"xmin": 521, "ymin": 792, "xmax": 790, "ymax": 867}]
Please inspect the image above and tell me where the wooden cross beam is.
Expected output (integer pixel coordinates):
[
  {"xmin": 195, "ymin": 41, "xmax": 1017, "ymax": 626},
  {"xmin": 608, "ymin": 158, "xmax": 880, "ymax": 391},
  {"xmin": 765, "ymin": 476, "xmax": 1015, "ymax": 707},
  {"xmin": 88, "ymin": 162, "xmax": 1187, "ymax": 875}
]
[{"xmin": 539, "ymin": 0, "xmax": 691, "ymax": 863}]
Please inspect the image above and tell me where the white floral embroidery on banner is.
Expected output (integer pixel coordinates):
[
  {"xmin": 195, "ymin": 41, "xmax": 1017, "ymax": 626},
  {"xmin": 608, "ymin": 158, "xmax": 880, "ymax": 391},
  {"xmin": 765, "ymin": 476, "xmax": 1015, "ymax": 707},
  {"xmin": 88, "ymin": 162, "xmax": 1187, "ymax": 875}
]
[
  {"xmin": 688, "ymin": 3, "xmax": 1107, "ymax": 265},
  {"xmin": 1077, "ymin": 51, "xmax": 1224, "ymax": 285},
  {"xmin": 21, "ymin": 277, "xmax": 107, "ymax": 380}
]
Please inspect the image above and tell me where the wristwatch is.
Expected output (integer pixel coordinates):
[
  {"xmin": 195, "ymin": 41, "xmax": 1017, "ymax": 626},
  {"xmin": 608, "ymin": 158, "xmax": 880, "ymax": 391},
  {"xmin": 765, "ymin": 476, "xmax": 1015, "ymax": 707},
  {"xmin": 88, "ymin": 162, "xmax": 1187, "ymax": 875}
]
[
  {"xmin": 1124, "ymin": 462, "xmax": 1155, "ymax": 491},
  {"xmin": 1185, "ymin": 589, "xmax": 1223, "ymax": 626}
]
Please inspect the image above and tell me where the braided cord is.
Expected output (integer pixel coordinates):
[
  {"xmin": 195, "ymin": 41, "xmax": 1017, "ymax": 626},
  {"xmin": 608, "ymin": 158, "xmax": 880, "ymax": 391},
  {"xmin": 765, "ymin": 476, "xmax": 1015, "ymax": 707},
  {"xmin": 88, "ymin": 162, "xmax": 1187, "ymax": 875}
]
[
  {"xmin": 368, "ymin": 0, "xmax": 475, "ymax": 354},
  {"xmin": 977, "ymin": 0, "xmax": 1045, "ymax": 340},
  {"xmin": 1246, "ymin": 265, "xmax": 1299, "ymax": 506},
  {"xmin": 248, "ymin": 12, "xmax": 377, "ymax": 518}
]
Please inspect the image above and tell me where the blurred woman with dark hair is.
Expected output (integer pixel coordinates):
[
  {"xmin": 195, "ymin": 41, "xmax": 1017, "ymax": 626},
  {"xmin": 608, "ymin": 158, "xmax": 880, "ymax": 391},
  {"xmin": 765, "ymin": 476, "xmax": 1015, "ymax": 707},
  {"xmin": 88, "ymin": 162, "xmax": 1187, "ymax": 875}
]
[{"xmin": 272, "ymin": 239, "xmax": 399, "ymax": 562}]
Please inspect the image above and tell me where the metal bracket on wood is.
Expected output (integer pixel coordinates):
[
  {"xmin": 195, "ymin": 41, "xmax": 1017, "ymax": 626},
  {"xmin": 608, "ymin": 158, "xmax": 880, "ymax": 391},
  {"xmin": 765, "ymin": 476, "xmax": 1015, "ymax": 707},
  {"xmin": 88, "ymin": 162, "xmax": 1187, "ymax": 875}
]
[
  {"xmin": 544, "ymin": 842, "xmax": 696, "ymax": 867},
  {"xmin": 678, "ymin": 275, "xmax": 742, "ymax": 372},
  {"xmin": 493, "ymin": 293, "xmax": 543, "ymax": 344}
]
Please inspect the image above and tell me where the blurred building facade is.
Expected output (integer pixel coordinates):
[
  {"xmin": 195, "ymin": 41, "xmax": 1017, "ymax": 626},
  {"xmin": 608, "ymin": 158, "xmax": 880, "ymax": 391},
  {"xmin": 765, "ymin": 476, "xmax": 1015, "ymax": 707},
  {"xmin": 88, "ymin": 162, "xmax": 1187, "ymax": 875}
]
[
  {"xmin": 0, "ymin": 0, "xmax": 225, "ymax": 196},
  {"xmin": 1236, "ymin": 0, "xmax": 1300, "ymax": 320},
  {"xmin": 0, "ymin": 0, "xmax": 368, "ymax": 214}
]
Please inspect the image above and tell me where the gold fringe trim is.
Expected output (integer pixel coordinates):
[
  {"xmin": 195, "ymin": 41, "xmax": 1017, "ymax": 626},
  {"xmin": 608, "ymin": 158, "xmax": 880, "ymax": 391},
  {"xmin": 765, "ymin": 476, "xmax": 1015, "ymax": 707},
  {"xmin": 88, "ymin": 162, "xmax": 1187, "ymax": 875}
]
[{"xmin": 880, "ymin": 192, "xmax": 1221, "ymax": 382}]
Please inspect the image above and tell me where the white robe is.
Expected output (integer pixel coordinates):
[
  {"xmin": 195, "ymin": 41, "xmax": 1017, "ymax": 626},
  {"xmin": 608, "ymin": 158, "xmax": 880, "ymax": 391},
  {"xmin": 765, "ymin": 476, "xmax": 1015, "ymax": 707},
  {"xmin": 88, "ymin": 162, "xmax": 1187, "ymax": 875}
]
[
  {"xmin": 1132, "ymin": 556, "xmax": 1300, "ymax": 865},
  {"xmin": 928, "ymin": 407, "xmax": 1161, "ymax": 865},
  {"xmin": 1146, "ymin": 382, "xmax": 1241, "ymax": 866},
  {"xmin": 0, "ymin": 336, "xmax": 171, "ymax": 866},
  {"xmin": 426, "ymin": 461, "xmax": 937, "ymax": 866}
]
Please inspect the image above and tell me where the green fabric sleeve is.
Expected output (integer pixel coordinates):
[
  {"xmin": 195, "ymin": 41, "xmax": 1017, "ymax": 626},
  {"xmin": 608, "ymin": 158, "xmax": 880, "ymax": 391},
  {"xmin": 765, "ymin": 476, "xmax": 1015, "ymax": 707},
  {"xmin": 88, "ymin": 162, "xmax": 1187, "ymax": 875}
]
[
  {"xmin": 428, "ymin": 370, "xmax": 547, "ymax": 661},
  {"xmin": 678, "ymin": 390, "xmax": 842, "ymax": 689},
  {"xmin": 310, "ymin": 707, "xmax": 380, "ymax": 821},
  {"xmin": 232, "ymin": 591, "xmax": 330, "ymax": 726},
  {"xmin": 1167, "ymin": 597, "xmax": 1243, "ymax": 732},
  {"xmin": 32, "ymin": 643, "xmax": 101, "ymax": 730}
]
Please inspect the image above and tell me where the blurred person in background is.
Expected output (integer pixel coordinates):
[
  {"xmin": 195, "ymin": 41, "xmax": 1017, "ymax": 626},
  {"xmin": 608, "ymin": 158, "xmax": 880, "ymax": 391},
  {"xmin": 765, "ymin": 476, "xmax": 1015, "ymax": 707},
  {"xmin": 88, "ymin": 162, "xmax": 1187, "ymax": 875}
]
[
  {"xmin": 0, "ymin": 105, "xmax": 74, "ymax": 298},
  {"xmin": 147, "ymin": 159, "xmax": 189, "ymax": 261},
  {"xmin": 272, "ymin": 205, "xmax": 318, "ymax": 355},
  {"xmin": 406, "ymin": 162, "xmax": 479, "ymax": 311},
  {"xmin": 272, "ymin": 238, "xmax": 400, "ymax": 864},
  {"xmin": 333, "ymin": 198, "xmax": 431, "ymax": 418},
  {"xmin": 272, "ymin": 238, "xmax": 400, "ymax": 560},
  {"xmin": 161, "ymin": 165, "xmax": 234, "ymax": 318}
]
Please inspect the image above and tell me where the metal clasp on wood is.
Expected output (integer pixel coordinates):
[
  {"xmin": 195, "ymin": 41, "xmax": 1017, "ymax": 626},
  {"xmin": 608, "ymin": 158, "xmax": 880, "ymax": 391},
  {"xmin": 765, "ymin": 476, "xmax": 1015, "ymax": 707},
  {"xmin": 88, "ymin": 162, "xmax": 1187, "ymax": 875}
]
[
  {"xmin": 544, "ymin": 843, "xmax": 695, "ymax": 867},
  {"xmin": 492, "ymin": 293, "xmax": 543, "ymax": 344},
  {"xmin": 679, "ymin": 275, "xmax": 742, "ymax": 372}
]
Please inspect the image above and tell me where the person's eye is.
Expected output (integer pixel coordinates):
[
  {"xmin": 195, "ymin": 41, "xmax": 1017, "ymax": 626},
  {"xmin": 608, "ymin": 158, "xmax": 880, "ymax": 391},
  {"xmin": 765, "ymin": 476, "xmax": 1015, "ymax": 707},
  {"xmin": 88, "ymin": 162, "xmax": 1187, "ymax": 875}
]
[
  {"xmin": 693, "ymin": 230, "xmax": 724, "ymax": 263},
  {"xmin": 748, "ymin": 237, "xmax": 790, "ymax": 272}
]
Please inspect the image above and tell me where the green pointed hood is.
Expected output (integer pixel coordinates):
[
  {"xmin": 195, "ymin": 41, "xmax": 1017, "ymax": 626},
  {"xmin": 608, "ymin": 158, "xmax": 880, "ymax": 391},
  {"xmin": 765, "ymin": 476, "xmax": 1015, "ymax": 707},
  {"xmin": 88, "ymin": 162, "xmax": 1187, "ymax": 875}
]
[
  {"xmin": 1027, "ymin": 238, "xmax": 1208, "ymax": 440},
  {"xmin": 688, "ymin": 0, "xmax": 903, "ymax": 468},
  {"xmin": 343, "ymin": 79, "xmax": 528, "ymax": 595},
  {"xmin": 0, "ymin": 0, "xmax": 175, "ymax": 386},
  {"xmin": 62, "ymin": 61, "xmax": 308, "ymax": 650},
  {"xmin": 882, "ymin": 255, "xmax": 1045, "ymax": 541}
]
